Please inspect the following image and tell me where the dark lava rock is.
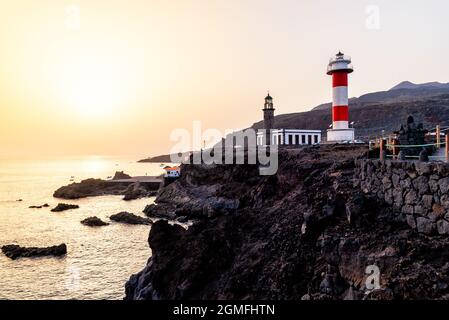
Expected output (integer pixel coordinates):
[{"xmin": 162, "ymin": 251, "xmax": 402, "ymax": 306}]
[
  {"xmin": 110, "ymin": 212, "xmax": 152, "ymax": 225},
  {"xmin": 143, "ymin": 203, "xmax": 177, "ymax": 220},
  {"xmin": 29, "ymin": 203, "xmax": 49, "ymax": 209},
  {"xmin": 2, "ymin": 244, "xmax": 67, "ymax": 260},
  {"xmin": 123, "ymin": 182, "xmax": 158, "ymax": 201},
  {"xmin": 176, "ymin": 216, "xmax": 189, "ymax": 223},
  {"xmin": 51, "ymin": 203, "xmax": 79, "ymax": 212},
  {"xmin": 53, "ymin": 178, "xmax": 128, "ymax": 199},
  {"xmin": 419, "ymin": 149, "xmax": 429, "ymax": 162},
  {"xmin": 112, "ymin": 171, "xmax": 132, "ymax": 180},
  {"xmin": 125, "ymin": 145, "xmax": 449, "ymax": 300},
  {"xmin": 81, "ymin": 216, "xmax": 109, "ymax": 227}
]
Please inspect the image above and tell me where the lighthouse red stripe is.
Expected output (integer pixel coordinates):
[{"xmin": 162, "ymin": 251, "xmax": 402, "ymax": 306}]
[
  {"xmin": 332, "ymin": 105, "xmax": 348, "ymax": 121},
  {"xmin": 332, "ymin": 72, "xmax": 348, "ymax": 87}
]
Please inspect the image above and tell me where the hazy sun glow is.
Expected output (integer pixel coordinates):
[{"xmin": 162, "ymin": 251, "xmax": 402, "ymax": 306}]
[
  {"xmin": 53, "ymin": 53, "xmax": 127, "ymax": 119},
  {"xmin": 1, "ymin": 0, "xmax": 449, "ymax": 158}
]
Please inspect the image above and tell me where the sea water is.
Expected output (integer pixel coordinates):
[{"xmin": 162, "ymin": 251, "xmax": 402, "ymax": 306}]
[{"xmin": 0, "ymin": 156, "xmax": 166, "ymax": 299}]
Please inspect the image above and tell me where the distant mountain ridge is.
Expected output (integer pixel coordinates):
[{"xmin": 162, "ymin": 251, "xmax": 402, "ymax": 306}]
[
  {"xmin": 390, "ymin": 81, "xmax": 449, "ymax": 91},
  {"xmin": 313, "ymin": 81, "xmax": 449, "ymax": 111},
  {"xmin": 251, "ymin": 81, "xmax": 449, "ymax": 140}
]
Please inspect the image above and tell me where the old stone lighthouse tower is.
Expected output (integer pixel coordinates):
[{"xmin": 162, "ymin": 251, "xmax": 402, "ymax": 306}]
[{"xmin": 263, "ymin": 92, "xmax": 275, "ymax": 145}]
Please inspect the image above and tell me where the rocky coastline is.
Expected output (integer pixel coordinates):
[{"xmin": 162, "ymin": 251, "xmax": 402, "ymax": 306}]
[
  {"xmin": 53, "ymin": 172, "xmax": 158, "ymax": 200},
  {"xmin": 125, "ymin": 145, "xmax": 449, "ymax": 300}
]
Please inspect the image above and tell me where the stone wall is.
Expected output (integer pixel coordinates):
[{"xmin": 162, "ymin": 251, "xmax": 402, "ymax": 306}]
[{"xmin": 354, "ymin": 159, "xmax": 449, "ymax": 235}]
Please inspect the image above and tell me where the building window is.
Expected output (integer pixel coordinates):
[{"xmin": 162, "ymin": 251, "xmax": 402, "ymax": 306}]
[
  {"xmin": 314, "ymin": 135, "xmax": 319, "ymax": 144},
  {"xmin": 278, "ymin": 135, "xmax": 282, "ymax": 145},
  {"xmin": 295, "ymin": 135, "xmax": 299, "ymax": 144},
  {"xmin": 302, "ymin": 135, "xmax": 306, "ymax": 144},
  {"xmin": 308, "ymin": 135, "xmax": 312, "ymax": 145}
]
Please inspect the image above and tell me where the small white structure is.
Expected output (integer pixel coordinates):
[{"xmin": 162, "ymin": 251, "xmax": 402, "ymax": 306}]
[
  {"xmin": 164, "ymin": 166, "xmax": 180, "ymax": 178},
  {"xmin": 257, "ymin": 129, "xmax": 321, "ymax": 146}
]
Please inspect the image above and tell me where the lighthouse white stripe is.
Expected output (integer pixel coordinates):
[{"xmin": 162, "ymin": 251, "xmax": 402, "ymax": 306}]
[
  {"xmin": 332, "ymin": 86, "xmax": 348, "ymax": 106},
  {"xmin": 332, "ymin": 121, "xmax": 349, "ymax": 130}
]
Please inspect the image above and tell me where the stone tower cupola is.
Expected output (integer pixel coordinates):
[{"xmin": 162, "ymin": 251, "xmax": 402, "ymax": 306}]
[{"xmin": 263, "ymin": 92, "xmax": 275, "ymax": 145}]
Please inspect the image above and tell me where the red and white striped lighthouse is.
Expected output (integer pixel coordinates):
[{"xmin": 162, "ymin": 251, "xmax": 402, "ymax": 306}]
[{"xmin": 326, "ymin": 52, "xmax": 355, "ymax": 142}]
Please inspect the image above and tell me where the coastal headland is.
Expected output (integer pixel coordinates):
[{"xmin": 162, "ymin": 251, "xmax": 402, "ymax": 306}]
[
  {"xmin": 126, "ymin": 144, "xmax": 449, "ymax": 300},
  {"xmin": 53, "ymin": 173, "xmax": 161, "ymax": 200}
]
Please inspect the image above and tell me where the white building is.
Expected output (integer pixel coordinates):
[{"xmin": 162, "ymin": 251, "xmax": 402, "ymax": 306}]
[
  {"xmin": 257, "ymin": 93, "xmax": 321, "ymax": 146},
  {"xmin": 163, "ymin": 166, "xmax": 180, "ymax": 178},
  {"xmin": 257, "ymin": 129, "xmax": 322, "ymax": 146}
]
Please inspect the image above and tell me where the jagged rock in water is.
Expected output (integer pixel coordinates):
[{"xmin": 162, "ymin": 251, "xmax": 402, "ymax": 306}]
[
  {"xmin": 112, "ymin": 171, "xmax": 132, "ymax": 180},
  {"xmin": 176, "ymin": 216, "xmax": 189, "ymax": 223},
  {"xmin": 2, "ymin": 244, "xmax": 67, "ymax": 260},
  {"xmin": 419, "ymin": 149, "xmax": 429, "ymax": 162},
  {"xmin": 51, "ymin": 203, "xmax": 79, "ymax": 212},
  {"xmin": 29, "ymin": 203, "xmax": 49, "ymax": 209},
  {"xmin": 123, "ymin": 182, "xmax": 157, "ymax": 201},
  {"xmin": 110, "ymin": 212, "xmax": 152, "ymax": 225},
  {"xmin": 81, "ymin": 216, "xmax": 109, "ymax": 227}
]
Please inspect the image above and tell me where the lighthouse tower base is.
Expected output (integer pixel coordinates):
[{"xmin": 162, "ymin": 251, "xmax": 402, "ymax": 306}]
[{"xmin": 326, "ymin": 128, "xmax": 355, "ymax": 142}]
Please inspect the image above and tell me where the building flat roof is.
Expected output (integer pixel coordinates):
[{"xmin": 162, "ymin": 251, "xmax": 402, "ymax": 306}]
[{"xmin": 257, "ymin": 129, "xmax": 322, "ymax": 134}]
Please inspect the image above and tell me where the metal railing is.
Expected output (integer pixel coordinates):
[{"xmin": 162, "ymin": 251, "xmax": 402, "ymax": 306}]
[
  {"xmin": 329, "ymin": 55, "xmax": 351, "ymax": 64},
  {"xmin": 374, "ymin": 124, "xmax": 449, "ymax": 162},
  {"xmin": 327, "ymin": 63, "xmax": 353, "ymax": 73}
]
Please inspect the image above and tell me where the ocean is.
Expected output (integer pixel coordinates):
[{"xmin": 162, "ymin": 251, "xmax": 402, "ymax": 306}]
[{"xmin": 0, "ymin": 156, "xmax": 167, "ymax": 300}]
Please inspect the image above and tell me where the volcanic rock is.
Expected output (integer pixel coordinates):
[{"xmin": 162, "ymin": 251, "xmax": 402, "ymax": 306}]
[
  {"xmin": 125, "ymin": 145, "xmax": 449, "ymax": 300},
  {"xmin": 2, "ymin": 244, "xmax": 67, "ymax": 260},
  {"xmin": 110, "ymin": 212, "xmax": 152, "ymax": 225},
  {"xmin": 81, "ymin": 216, "xmax": 109, "ymax": 227},
  {"xmin": 112, "ymin": 171, "xmax": 132, "ymax": 180},
  {"xmin": 176, "ymin": 216, "xmax": 189, "ymax": 223},
  {"xmin": 53, "ymin": 178, "xmax": 128, "ymax": 199},
  {"xmin": 123, "ymin": 182, "xmax": 157, "ymax": 201},
  {"xmin": 143, "ymin": 204, "xmax": 177, "ymax": 220},
  {"xmin": 51, "ymin": 203, "xmax": 79, "ymax": 212},
  {"xmin": 29, "ymin": 204, "xmax": 49, "ymax": 209}
]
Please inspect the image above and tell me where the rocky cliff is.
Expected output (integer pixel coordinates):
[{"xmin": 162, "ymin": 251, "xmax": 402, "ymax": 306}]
[{"xmin": 126, "ymin": 145, "xmax": 449, "ymax": 300}]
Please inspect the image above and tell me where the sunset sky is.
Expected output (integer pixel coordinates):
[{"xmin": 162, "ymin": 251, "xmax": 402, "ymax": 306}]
[{"xmin": 1, "ymin": 0, "xmax": 449, "ymax": 158}]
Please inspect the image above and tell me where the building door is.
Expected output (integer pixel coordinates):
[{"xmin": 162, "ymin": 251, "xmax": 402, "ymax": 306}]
[
  {"xmin": 295, "ymin": 135, "xmax": 299, "ymax": 144},
  {"xmin": 308, "ymin": 135, "xmax": 312, "ymax": 145}
]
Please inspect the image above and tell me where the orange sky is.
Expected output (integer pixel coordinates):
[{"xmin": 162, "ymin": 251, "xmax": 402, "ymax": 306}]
[{"xmin": 1, "ymin": 0, "xmax": 449, "ymax": 158}]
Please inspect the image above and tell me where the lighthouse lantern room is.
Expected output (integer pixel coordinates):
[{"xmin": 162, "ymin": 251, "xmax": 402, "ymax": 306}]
[{"xmin": 326, "ymin": 52, "xmax": 355, "ymax": 142}]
